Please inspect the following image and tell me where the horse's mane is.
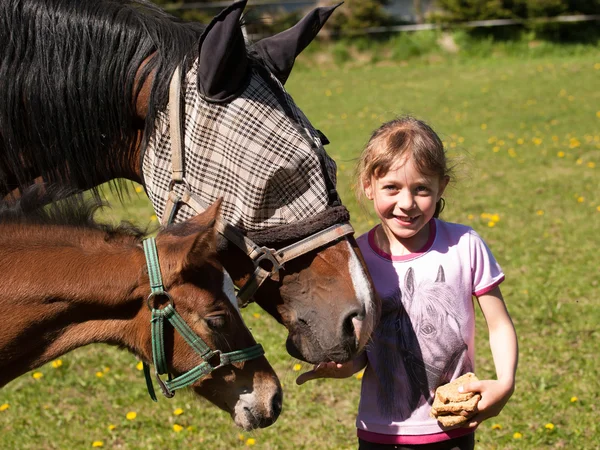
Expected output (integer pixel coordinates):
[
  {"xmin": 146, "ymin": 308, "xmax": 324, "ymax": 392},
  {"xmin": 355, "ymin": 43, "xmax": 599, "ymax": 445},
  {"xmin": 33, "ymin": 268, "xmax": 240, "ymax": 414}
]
[
  {"xmin": 0, "ymin": 0, "xmax": 206, "ymax": 195},
  {"xmin": 0, "ymin": 186, "xmax": 147, "ymax": 241}
]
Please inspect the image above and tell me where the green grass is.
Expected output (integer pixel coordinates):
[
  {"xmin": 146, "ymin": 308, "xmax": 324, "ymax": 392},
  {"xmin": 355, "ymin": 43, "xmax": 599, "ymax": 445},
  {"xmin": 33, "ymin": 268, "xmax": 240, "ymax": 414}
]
[{"xmin": 2, "ymin": 51, "xmax": 599, "ymax": 449}]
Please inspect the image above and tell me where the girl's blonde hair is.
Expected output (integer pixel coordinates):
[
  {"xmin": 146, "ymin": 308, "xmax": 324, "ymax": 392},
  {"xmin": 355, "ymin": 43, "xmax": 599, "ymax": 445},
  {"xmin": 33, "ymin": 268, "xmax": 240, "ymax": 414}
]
[{"xmin": 355, "ymin": 116, "xmax": 452, "ymax": 217}]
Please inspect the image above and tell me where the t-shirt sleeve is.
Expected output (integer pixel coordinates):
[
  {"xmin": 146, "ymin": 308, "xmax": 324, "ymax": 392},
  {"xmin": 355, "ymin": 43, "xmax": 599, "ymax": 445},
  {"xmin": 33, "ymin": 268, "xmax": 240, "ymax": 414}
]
[{"xmin": 468, "ymin": 229, "xmax": 505, "ymax": 296}]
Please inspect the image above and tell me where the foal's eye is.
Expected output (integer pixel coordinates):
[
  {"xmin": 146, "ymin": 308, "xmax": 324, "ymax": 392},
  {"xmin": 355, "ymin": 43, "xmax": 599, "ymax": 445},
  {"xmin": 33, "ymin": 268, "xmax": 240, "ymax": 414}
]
[{"xmin": 205, "ymin": 315, "xmax": 226, "ymax": 329}]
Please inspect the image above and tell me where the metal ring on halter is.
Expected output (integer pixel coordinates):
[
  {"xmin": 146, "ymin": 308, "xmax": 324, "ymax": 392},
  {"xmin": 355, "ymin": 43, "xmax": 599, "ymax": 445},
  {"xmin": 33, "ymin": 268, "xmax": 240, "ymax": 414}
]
[
  {"xmin": 207, "ymin": 350, "xmax": 224, "ymax": 371},
  {"xmin": 254, "ymin": 247, "xmax": 284, "ymax": 276},
  {"xmin": 146, "ymin": 292, "xmax": 174, "ymax": 311},
  {"xmin": 168, "ymin": 177, "xmax": 192, "ymax": 192}
]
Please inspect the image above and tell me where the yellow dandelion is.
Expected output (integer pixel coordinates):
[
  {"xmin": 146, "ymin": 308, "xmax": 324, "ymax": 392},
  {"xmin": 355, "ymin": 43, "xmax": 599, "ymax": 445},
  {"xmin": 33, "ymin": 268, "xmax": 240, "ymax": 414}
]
[
  {"xmin": 488, "ymin": 221, "xmax": 496, "ymax": 228},
  {"xmin": 458, "ymin": 137, "xmax": 465, "ymax": 143},
  {"xmin": 96, "ymin": 372, "xmax": 104, "ymax": 378},
  {"xmin": 173, "ymin": 424, "xmax": 183, "ymax": 433},
  {"xmin": 92, "ymin": 441, "xmax": 104, "ymax": 448},
  {"xmin": 51, "ymin": 360, "xmax": 63, "ymax": 369},
  {"xmin": 587, "ymin": 162, "xmax": 596, "ymax": 168},
  {"xmin": 492, "ymin": 146, "xmax": 500, "ymax": 153},
  {"xmin": 577, "ymin": 197, "xmax": 584, "ymax": 203},
  {"xmin": 135, "ymin": 186, "xmax": 143, "ymax": 193},
  {"xmin": 536, "ymin": 210, "xmax": 544, "ymax": 216},
  {"xmin": 173, "ymin": 408, "xmax": 184, "ymax": 416},
  {"xmin": 508, "ymin": 148, "xmax": 517, "ymax": 158},
  {"xmin": 517, "ymin": 138, "xmax": 524, "ymax": 145},
  {"xmin": 292, "ymin": 364, "xmax": 302, "ymax": 372},
  {"xmin": 513, "ymin": 432, "xmax": 523, "ymax": 439},
  {"xmin": 186, "ymin": 426, "xmax": 196, "ymax": 432},
  {"xmin": 571, "ymin": 396, "xmax": 578, "ymax": 402},
  {"xmin": 480, "ymin": 212, "xmax": 491, "ymax": 220},
  {"xmin": 150, "ymin": 215, "xmax": 157, "ymax": 222},
  {"xmin": 545, "ymin": 423, "xmax": 555, "ymax": 430},
  {"xmin": 126, "ymin": 411, "xmax": 137, "ymax": 420},
  {"xmin": 532, "ymin": 137, "xmax": 543, "ymax": 146},
  {"xmin": 481, "ymin": 123, "xmax": 487, "ymax": 130},
  {"xmin": 522, "ymin": 289, "xmax": 529, "ymax": 295},
  {"xmin": 252, "ymin": 313, "xmax": 261, "ymax": 319},
  {"xmin": 238, "ymin": 434, "xmax": 245, "ymax": 441},
  {"xmin": 497, "ymin": 140, "xmax": 505, "ymax": 146},
  {"xmin": 246, "ymin": 438, "xmax": 256, "ymax": 446},
  {"xmin": 108, "ymin": 424, "xmax": 116, "ymax": 431},
  {"xmin": 103, "ymin": 367, "xmax": 110, "ymax": 373},
  {"xmin": 136, "ymin": 361, "xmax": 144, "ymax": 371},
  {"xmin": 491, "ymin": 423, "xmax": 502, "ymax": 430},
  {"xmin": 595, "ymin": 63, "xmax": 600, "ymax": 70},
  {"xmin": 569, "ymin": 139, "xmax": 581, "ymax": 148},
  {"xmin": 488, "ymin": 136, "xmax": 497, "ymax": 144},
  {"xmin": 491, "ymin": 214, "xmax": 500, "ymax": 222},
  {"xmin": 559, "ymin": 89, "xmax": 567, "ymax": 97},
  {"xmin": 557, "ymin": 151, "xmax": 565, "ymax": 158},
  {"xmin": 467, "ymin": 214, "xmax": 474, "ymax": 220},
  {"xmin": 325, "ymin": 89, "xmax": 332, "ymax": 97},
  {"xmin": 596, "ymin": 111, "xmax": 600, "ymax": 118},
  {"xmin": 356, "ymin": 371, "xmax": 364, "ymax": 380},
  {"xmin": 552, "ymin": 136, "xmax": 559, "ymax": 142},
  {"xmin": 32, "ymin": 372, "xmax": 43, "ymax": 380},
  {"xmin": 576, "ymin": 158, "xmax": 583, "ymax": 165},
  {"xmin": 0, "ymin": 403, "xmax": 9, "ymax": 411},
  {"xmin": 597, "ymin": 205, "xmax": 600, "ymax": 212}
]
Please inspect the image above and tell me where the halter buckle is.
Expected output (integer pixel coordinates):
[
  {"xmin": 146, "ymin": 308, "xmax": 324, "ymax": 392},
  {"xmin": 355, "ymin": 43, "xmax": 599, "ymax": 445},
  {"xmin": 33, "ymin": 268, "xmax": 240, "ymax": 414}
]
[
  {"xmin": 255, "ymin": 247, "xmax": 283, "ymax": 277},
  {"xmin": 207, "ymin": 350, "xmax": 225, "ymax": 370}
]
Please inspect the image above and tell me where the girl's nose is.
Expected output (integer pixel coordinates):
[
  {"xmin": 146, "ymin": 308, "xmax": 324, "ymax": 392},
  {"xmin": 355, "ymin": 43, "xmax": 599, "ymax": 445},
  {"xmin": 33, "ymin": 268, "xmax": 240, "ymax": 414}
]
[{"xmin": 396, "ymin": 190, "xmax": 415, "ymax": 210}]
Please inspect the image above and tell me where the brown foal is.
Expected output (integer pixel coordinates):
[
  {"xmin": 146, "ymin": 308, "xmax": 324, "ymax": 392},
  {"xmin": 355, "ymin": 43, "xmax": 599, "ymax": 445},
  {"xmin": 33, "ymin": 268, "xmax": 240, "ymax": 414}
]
[{"xmin": 0, "ymin": 194, "xmax": 281, "ymax": 430}]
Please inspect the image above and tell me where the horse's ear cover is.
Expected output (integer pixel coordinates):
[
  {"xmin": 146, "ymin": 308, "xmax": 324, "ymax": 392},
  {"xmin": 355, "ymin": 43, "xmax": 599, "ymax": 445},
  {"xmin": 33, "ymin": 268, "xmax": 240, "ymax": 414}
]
[
  {"xmin": 253, "ymin": 3, "xmax": 342, "ymax": 84},
  {"xmin": 197, "ymin": 0, "xmax": 249, "ymax": 102}
]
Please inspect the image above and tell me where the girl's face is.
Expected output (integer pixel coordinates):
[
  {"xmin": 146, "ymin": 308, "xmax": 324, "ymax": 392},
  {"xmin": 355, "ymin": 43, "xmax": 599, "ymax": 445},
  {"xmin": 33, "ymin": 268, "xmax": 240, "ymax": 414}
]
[{"xmin": 364, "ymin": 156, "xmax": 448, "ymax": 253}]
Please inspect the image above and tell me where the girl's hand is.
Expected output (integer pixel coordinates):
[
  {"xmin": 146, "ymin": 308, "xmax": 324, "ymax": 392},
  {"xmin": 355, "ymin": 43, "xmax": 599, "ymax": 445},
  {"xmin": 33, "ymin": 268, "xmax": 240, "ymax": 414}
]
[
  {"xmin": 295, "ymin": 361, "xmax": 357, "ymax": 385},
  {"xmin": 459, "ymin": 378, "xmax": 515, "ymax": 428}
]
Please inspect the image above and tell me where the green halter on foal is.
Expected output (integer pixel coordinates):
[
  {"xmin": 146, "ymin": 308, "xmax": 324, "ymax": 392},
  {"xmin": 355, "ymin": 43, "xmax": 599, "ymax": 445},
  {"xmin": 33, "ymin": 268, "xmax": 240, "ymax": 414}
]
[{"xmin": 142, "ymin": 237, "xmax": 265, "ymax": 402}]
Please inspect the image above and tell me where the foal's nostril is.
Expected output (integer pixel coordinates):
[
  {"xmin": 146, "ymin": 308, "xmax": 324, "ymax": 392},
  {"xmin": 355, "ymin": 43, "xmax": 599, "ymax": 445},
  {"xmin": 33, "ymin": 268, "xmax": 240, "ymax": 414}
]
[{"xmin": 271, "ymin": 390, "xmax": 283, "ymax": 418}]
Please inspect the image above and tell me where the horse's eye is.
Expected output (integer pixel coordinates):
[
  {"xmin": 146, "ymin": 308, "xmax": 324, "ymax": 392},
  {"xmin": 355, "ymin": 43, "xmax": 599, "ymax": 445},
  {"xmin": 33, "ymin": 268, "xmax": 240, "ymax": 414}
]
[
  {"xmin": 421, "ymin": 323, "xmax": 435, "ymax": 335},
  {"xmin": 205, "ymin": 315, "xmax": 226, "ymax": 329}
]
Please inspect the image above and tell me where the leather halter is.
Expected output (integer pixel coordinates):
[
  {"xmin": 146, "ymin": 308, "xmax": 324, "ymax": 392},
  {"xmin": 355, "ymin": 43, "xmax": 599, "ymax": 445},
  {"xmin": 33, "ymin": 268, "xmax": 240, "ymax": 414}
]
[{"xmin": 160, "ymin": 66, "xmax": 355, "ymax": 306}]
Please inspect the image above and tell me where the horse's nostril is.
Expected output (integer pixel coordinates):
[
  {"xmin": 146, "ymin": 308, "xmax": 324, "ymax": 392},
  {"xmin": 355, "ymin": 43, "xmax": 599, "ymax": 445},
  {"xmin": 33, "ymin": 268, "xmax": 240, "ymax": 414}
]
[
  {"xmin": 271, "ymin": 390, "xmax": 283, "ymax": 417},
  {"xmin": 342, "ymin": 305, "xmax": 366, "ymax": 344}
]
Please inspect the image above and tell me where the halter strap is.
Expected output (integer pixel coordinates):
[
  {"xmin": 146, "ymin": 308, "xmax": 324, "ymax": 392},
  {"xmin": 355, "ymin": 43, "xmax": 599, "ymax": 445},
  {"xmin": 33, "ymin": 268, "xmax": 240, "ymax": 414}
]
[{"xmin": 141, "ymin": 237, "xmax": 264, "ymax": 402}]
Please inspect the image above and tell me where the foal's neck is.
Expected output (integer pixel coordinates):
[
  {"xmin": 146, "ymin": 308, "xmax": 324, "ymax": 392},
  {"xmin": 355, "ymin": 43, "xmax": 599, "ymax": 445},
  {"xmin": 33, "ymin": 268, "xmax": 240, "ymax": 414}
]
[{"xmin": 0, "ymin": 225, "xmax": 149, "ymax": 386}]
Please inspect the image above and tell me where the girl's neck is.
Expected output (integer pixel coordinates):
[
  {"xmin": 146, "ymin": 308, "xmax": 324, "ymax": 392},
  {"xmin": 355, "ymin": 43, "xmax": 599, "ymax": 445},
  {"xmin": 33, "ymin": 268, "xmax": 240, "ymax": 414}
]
[{"xmin": 376, "ymin": 220, "xmax": 433, "ymax": 257}]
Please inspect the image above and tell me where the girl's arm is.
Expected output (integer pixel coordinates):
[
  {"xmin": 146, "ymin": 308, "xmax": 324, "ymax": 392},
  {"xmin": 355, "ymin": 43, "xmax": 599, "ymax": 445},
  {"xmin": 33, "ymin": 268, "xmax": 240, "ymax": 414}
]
[
  {"xmin": 461, "ymin": 285, "xmax": 518, "ymax": 428},
  {"xmin": 295, "ymin": 352, "xmax": 368, "ymax": 385}
]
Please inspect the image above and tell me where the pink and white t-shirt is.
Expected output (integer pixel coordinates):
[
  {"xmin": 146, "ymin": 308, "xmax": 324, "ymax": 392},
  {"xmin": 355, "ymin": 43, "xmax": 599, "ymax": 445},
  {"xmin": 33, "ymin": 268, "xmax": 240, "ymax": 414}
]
[{"xmin": 356, "ymin": 219, "xmax": 504, "ymax": 445}]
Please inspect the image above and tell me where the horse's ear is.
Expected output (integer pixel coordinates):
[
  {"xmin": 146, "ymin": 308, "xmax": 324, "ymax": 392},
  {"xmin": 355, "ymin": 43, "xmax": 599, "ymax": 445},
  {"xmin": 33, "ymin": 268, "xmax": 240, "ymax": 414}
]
[
  {"xmin": 197, "ymin": 0, "xmax": 249, "ymax": 102},
  {"xmin": 435, "ymin": 265, "xmax": 445, "ymax": 283},
  {"xmin": 253, "ymin": 3, "xmax": 341, "ymax": 84},
  {"xmin": 181, "ymin": 199, "xmax": 223, "ymax": 270}
]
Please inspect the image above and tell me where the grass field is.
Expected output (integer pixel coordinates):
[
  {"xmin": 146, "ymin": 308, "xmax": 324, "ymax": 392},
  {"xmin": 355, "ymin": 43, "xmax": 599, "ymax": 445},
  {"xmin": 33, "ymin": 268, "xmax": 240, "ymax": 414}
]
[{"xmin": 1, "ymin": 50, "xmax": 599, "ymax": 449}]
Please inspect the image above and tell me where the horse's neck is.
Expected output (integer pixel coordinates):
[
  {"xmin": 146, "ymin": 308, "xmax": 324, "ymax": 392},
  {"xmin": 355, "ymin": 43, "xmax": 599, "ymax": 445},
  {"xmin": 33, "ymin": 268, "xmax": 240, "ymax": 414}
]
[{"xmin": 0, "ymin": 227, "xmax": 149, "ymax": 386}]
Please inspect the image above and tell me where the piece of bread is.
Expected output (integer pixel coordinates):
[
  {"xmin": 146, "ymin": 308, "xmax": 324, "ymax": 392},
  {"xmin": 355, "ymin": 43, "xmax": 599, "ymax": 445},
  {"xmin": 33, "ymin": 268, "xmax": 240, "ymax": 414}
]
[
  {"xmin": 436, "ymin": 372, "xmax": 478, "ymax": 403},
  {"xmin": 430, "ymin": 373, "xmax": 481, "ymax": 428}
]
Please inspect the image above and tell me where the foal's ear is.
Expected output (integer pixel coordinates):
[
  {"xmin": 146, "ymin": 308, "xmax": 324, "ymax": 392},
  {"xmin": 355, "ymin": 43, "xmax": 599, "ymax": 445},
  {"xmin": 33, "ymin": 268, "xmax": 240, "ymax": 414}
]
[
  {"xmin": 253, "ymin": 3, "xmax": 341, "ymax": 84},
  {"xmin": 197, "ymin": 0, "xmax": 249, "ymax": 102},
  {"xmin": 180, "ymin": 199, "xmax": 223, "ymax": 271}
]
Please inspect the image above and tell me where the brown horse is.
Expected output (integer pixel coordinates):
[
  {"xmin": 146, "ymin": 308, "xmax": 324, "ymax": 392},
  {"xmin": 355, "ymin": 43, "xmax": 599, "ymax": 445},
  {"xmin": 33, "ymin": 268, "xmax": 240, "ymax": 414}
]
[
  {"xmin": 0, "ymin": 0, "xmax": 378, "ymax": 364},
  {"xmin": 0, "ymin": 190, "xmax": 282, "ymax": 430}
]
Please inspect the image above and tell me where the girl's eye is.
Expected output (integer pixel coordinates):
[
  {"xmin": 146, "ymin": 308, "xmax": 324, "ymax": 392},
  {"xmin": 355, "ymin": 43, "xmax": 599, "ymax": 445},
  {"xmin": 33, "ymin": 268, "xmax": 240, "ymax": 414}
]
[
  {"xmin": 416, "ymin": 186, "xmax": 430, "ymax": 193},
  {"xmin": 205, "ymin": 315, "xmax": 226, "ymax": 329}
]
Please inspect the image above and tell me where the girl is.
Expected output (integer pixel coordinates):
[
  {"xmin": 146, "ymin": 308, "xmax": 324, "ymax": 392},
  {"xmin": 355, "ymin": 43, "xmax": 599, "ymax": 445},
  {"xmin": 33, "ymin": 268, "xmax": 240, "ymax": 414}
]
[{"xmin": 297, "ymin": 116, "xmax": 518, "ymax": 450}]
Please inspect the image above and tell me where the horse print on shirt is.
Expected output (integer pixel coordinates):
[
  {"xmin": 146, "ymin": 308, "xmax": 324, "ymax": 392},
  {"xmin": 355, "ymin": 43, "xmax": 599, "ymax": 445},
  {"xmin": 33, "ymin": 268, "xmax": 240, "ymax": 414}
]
[{"xmin": 373, "ymin": 266, "xmax": 473, "ymax": 419}]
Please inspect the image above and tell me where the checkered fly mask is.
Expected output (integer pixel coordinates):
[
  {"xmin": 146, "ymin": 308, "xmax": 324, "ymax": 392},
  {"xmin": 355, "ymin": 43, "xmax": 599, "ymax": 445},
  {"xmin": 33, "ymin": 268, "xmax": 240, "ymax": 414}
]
[{"xmin": 142, "ymin": 60, "xmax": 338, "ymax": 232}]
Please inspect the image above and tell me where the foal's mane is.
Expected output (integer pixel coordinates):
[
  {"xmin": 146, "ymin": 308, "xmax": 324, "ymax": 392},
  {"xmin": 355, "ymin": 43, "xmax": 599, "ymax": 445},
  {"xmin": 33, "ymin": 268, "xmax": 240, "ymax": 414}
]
[
  {"xmin": 0, "ymin": 187, "xmax": 147, "ymax": 242},
  {"xmin": 0, "ymin": 0, "xmax": 206, "ymax": 195}
]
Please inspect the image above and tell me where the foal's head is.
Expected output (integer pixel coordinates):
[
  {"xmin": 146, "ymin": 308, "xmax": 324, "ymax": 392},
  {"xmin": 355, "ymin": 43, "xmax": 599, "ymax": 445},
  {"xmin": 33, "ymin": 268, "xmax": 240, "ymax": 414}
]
[{"xmin": 142, "ymin": 199, "xmax": 282, "ymax": 429}]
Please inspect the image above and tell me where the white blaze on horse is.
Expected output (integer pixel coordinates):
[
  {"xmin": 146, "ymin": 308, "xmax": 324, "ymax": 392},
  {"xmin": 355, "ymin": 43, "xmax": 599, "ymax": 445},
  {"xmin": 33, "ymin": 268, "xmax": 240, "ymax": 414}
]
[
  {"xmin": 0, "ymin": 189, "xmax": 282, "ymax": 430},
  {"xmin": 0, "ymin": 0, "xmax": 378, "ymax": 364}
]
